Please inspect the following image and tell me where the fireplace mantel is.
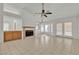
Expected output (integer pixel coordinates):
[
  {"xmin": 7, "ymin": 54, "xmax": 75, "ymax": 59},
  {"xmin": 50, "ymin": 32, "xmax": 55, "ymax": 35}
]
[{"xmin": 23, "ymin": 26, "xmax": 35, "ymax": 28}]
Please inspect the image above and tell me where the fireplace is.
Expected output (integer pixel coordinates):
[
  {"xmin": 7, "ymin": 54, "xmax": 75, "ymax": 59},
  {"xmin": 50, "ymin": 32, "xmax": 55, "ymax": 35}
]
[
  {"xmin": 25, "ymin": 30, "xmax": 34, "ymax": 37},
  {"xmin": 22, "ymin": 26, "xmax": 35, "ymax": 39}
]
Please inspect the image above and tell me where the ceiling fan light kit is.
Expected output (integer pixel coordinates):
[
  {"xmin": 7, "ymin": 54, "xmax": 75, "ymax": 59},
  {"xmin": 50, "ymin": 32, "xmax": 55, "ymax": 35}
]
[
  {"xmin": 41, "ymin": 3, "xmax": 52, "ymax": 17},
  {"xmin": 33, "ymin": 3, "xmax": 52, "ymax": 18}
]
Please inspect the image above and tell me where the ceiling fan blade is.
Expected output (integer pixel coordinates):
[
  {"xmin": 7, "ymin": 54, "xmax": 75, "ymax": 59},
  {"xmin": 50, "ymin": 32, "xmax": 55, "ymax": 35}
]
[
  {"xmin": 45, "ymin": 12, "xmax": 52, "ymax": 14},
  {"xmin": 44, "ymin": 14, "xmax": 47, "ymax": 17}
]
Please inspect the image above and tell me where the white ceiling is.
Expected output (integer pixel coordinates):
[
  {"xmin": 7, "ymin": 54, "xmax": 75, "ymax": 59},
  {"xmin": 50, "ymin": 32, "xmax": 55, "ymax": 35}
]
[{"xmin": 4, "ymin": 3, "xmax": 79, "ymax": 21}]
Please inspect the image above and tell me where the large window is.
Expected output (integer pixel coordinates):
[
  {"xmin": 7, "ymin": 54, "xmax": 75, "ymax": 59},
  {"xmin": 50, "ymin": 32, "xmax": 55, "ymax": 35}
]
[
  {"xmin": 3, "ymin": 23, "xmax": 9, "ymax": 31},
  {"xmin": 45, "ymin": 24, "xmax": 51, "ymax": 33},
  {"xmin": 3, "ymin": 5, "xmax": 22, "ymax": 31},
  {"xmin": 51, "ymin": 24, "xmax": 53, "ymax": 33},
  {"xmin": 56, "ymin": 23, "xmax": 63, "ymax": 35},
  {"xmin": 45, "ymin": 24, "xmax": 50, "ymax": 32},
  {"xmin": 40, "ymin": 24, "xmax": 51, "ymax": 33},
  {"xmin": 64, "ymin": 22, "xmax": 72, "ymax": 36},
  {"xmin": 40, "ymin": 24, "xmax": 44, "ymax": 32},
  {"xmin": 3, "ymin": 15, "xmax": 22, "ymax": 31}
]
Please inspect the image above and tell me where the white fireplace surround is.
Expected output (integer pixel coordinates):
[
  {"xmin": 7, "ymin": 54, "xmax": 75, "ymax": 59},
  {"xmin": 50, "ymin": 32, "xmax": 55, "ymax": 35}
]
[{"xmin": 22, "ymin": 26, "xmax": 35, "ymax": 39}]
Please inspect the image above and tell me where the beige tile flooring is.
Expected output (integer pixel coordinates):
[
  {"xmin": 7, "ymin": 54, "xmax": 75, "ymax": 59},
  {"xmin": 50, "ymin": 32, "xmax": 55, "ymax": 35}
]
[{"xmin": 0, "ymin": 34, "xmax": 79, "ymax": 55}]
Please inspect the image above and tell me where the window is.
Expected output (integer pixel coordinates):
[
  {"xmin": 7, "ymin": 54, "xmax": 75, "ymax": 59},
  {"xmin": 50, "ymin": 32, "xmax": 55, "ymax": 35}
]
[
  {"xmin": 40, "ymin": 24, "xmax": 44, "ymax": 32},
  {"xmin": 15, "ymin": 19, "xmax": 22, "ymax": 30},
  {"xmin": 3, "ymin": 15, "xmax": 22, "ymax": 31},
  {"xmin": 56, "ymin": 23, "xmax": 63, "ymax": 35},
  {"xmin": 64, "ymin": 22, "xmax": 72, "ymax": 36},
  {"xmin": 3, "ymin": 23, "xmax": 9, "ymax": 31},
  {"xmin": 51, "ymin": 24, "xmax": 53, "ymax": 33},
  {"xmin": 3, "ymin": 4, "xmax": 22, "ymax": 31},
  {"xmin": 36, "ymin": 24, "xmax": 39, "ymax": 30},
  {"xmin": 45, "ymin": 24, "xmax": 49, "ymax": 32},
  {"xmin": 45, "ymin": 24, "xmax": 51, "ymax": 33}
]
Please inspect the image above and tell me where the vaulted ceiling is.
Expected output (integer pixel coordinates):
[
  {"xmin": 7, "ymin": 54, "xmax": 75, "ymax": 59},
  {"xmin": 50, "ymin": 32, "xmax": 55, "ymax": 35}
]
[{"xmin": 4, "ymin": 3, "xmax": 79, "ymax": 21}]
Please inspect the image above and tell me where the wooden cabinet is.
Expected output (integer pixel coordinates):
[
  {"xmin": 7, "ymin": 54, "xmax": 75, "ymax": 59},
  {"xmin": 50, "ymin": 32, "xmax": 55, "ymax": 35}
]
[
  {"xmin": 4, "ymin": 31, "xmax": 22, "ymax": 42},
  {"xmin": 17, "ymin": 31, "xmax": 22, "ymax": 39},
  {"xmin": 4, "ymin": 32, "xmax": 13, "ymax": 41},
  {"xmin": 13, "ymin": 32, "xmax": 18, "ymax": 40}
]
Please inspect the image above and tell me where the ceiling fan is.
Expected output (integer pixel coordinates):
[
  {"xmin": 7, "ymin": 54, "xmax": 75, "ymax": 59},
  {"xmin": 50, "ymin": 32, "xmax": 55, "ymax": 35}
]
[{"xmin": 33, "ymin": 3, "xmax": 52, "ymax": 18}]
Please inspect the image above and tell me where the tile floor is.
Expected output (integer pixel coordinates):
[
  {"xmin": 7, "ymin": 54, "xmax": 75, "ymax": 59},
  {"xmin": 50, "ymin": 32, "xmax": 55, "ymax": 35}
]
[{"xmin": 0, "ymin": 34, "xmax": 79, "ymax": 55}]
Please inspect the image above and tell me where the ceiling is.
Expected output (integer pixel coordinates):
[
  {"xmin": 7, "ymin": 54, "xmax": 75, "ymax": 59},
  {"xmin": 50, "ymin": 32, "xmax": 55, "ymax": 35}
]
[{"xmin": 4, "ymin": 3, "xmax": 79, "ymax": 21}]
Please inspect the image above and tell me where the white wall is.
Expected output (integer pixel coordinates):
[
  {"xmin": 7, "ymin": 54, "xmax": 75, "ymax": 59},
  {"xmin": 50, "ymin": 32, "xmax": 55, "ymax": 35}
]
[
  {"xmin": 0, "ymin": 4, "xmax": 3, "ymax": 44},
  {"xmin": 22, "ymin": 10, "xmax": 41, "ymax": 27}
]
